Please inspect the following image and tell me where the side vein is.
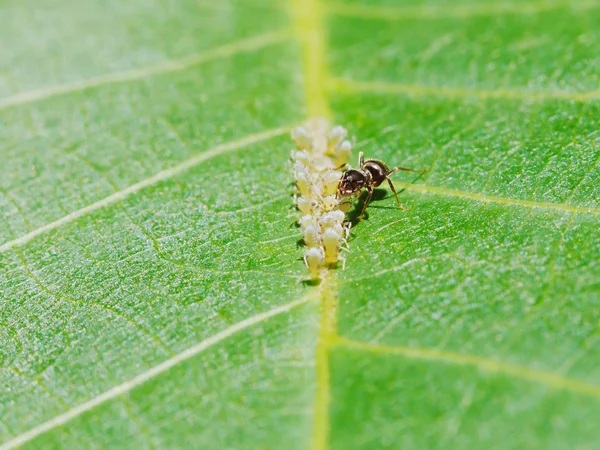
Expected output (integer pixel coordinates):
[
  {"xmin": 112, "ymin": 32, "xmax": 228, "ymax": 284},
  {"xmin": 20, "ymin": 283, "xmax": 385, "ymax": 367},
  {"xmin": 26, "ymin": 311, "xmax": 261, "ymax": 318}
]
[
  {"xmin": 329, "ymin": 77, "xmax": 600, "ymax": 103},
  {"xmin": 0, "ymin": 30, "xmax": 291, "ymax": 111},
  {"xmin": 326, "ymin": 0, "xmax": 600, "ymax": 21},
  {"xmin": 334, "ymin": 337, "xmax": 600, "ymax": 400},
  {"xmin": 0, "ymin": 296, "xmax": 313, "ymax": 450},
  {"xmin": 0, "ymin": 126, "xmax": 290, "ymax": 253},
  {"xmin": 394, "ymin": 182, "xmax": 600, "ymax": 215}
]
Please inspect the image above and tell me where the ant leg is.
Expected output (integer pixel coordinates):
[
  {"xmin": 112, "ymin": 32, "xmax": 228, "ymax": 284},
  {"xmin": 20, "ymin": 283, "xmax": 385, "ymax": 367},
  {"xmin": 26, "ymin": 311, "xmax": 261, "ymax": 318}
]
[
  {"xmin": 388, "ymin": 165, "xmax": 428, "ymax": 175},
  {"xmin": 359, "ymin": 187, "xmax": 373, "ymax": 221},
  {"xmin": 358, "ymin": 151, "xmax": 364, "ymax": 168},
  {"xmin": 386, "ymin": 177, "xmax": 408, "ymax": 211}
]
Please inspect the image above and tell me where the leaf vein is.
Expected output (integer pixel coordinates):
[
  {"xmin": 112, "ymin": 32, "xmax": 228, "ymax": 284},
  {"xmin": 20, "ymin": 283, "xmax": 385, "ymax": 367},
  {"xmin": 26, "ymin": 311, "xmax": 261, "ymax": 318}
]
[
  {"xmin": 0, "ymin": 296, "xmax": 313, "ymax": 450},
  {"xmin": 326, "ymin": 0, "xmax": 600, "ymax": 21},
  {"xmin": 395, "ymin": 182, "xmax": 600, "ymax": 215},
  {"xmin": 329, "ymin": 77, "xmax": 600, "ymax": 102},
  {"xmin": 0, "ymin": 30, "xmax": 291, "ymax": 111},
  {"xmin": 334, "ymin": 337, "xmax": 600, "ymax": 399},
  {"xmin": 0, "ymin": 127, "xmax": 291, "ymax": 253}
]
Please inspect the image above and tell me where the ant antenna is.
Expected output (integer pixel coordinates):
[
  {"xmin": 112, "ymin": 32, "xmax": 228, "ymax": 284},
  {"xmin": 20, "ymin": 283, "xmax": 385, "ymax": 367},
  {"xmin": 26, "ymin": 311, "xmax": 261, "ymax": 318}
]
[{"xmin": 388, "ymin": 166, "xmax": 428, "ymax": 175}]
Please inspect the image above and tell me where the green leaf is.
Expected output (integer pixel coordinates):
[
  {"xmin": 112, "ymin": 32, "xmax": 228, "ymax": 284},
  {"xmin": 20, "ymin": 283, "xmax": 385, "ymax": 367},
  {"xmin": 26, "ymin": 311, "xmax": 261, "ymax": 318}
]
[{"xmin": 1, "ymin": 0, "xmax": 600, "ymax": 449}]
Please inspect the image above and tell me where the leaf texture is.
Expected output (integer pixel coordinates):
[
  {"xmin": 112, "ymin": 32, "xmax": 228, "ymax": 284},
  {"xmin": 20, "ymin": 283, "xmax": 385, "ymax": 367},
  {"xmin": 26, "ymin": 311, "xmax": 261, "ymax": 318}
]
[{"xmin": 1, "ymin": 0, "xmax": 600, "ymax": 449}]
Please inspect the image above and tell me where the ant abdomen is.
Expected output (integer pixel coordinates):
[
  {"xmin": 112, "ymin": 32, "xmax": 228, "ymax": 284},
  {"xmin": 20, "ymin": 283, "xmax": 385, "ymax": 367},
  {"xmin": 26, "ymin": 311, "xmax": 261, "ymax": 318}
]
[{"xmin": 363, "ymin": 160, "xmax": 390, "ymax": 188}]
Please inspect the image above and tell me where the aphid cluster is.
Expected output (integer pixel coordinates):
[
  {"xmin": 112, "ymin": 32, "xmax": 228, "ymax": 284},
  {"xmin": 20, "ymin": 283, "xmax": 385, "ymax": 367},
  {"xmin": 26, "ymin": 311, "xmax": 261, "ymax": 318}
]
[
  {"xmin": 291, "ymin": 118, "xmax": 352, "ymax": 278},
  {"xmin": 291, "ymin": 118, "xmax": 427, "ymax": 278}
]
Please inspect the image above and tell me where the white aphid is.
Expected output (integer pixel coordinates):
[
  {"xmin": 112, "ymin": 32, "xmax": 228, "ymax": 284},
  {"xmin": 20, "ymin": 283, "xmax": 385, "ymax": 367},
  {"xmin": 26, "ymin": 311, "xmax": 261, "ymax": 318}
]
[
  {"xmin": 312, "ymin": 135, "xmax": 328, "ymax": 154},
  {"xmin": 291, "ymin": 149, "xmax": 312, "ymax": 166},
  {"xmin": 320, "ymin": 170, "xmax": 342, "ymax": 196},
  {"xmin": 296, "ymin": 196, "xmax": 320, "ymax": 215},
  {"xmin": 310, "ymin": 154, "xmax": 337, "ymax": 172},
  {"xmin": 329, "ymin": 222, "xmax": 346, "ymax": 241},
  {"xmin": 302, "ymin": 224, "xmax": 321, "ymax": 248},
  {"xmin": 291, "ymin": 126, "xmax": 312, "ymax": 150},
  {"xmin": 304, "ymin": 247, "xmax": 325, "ymax": 278},
  {"xmin": 336, "ymin": 196, "xmax": 354, "ymax": 213},
  {"xmin": 332, "ymin": 140, "xmax": 352, "ymax": 167},
  {"xmin": 293, "ymin": 160, "xmax": 310, "ymax": 175},
  {"xmin": 321, "ymin": 194, "xmax": 339, "ymax": 211},
  {"xmin": 322, "ymin": 227, "xmax": 345, "ymax": 267},
  {"xmin": 321, "ymin": 218, "xmax": 350, "ymax": 245},
  {"xmin": 319, "ymin": 210, "xmax": 345, "ymax": 231},
  {"xmin": 327, "ymin": 125, "xmax": 348, "ymax": 150},
  {"xmin": 299, "ymin": 214, "xmax": 319, "ymax": 231},
  {"xmin": 295, "ymin": 169, "xmax": 319, "ymax": 199}
]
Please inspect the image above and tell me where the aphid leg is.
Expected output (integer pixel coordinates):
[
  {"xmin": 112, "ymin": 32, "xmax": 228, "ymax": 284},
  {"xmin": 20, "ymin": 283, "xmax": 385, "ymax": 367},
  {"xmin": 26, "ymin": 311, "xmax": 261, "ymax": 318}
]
[
  {"xmin": 359, "ymin": 186, "xmax": 373, "ymax": 221},
  {"xmin": 386, "ymin": 177, "xmax": 408, "ymax": 211},
  {"xmin": 358, "ymin": 151, "xmax": 365, "ymax": 167},
  {"xmin": 341, "ymin": 238, "xmax": 351, "ymax": 252},
  {"xmin": 342, "ymin": 222, "xmax": 352, "ymax": 241},
  {"xmin": 332, "ymin": 162, "xmax": 349, "ymax": 171}
]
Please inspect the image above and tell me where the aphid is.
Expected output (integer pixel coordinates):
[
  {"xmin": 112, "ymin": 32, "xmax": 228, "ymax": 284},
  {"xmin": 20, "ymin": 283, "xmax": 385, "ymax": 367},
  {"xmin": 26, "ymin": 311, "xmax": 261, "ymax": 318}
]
[
  {"xmin": 312, "ymin": 135, "xmax": 328, "ymax": 154},
  {"xmin": 329, "ymin": 222, "xmax": 347, "ymax": 241},
  {"xmin": 336, "ymin": 196, "xmax": 354, "ymax": 214},
  {"xmin": 291, "ymin": 149, "xmax": 312, "ymax": 167},
  {"xmin": 291, "ymin": 126, "xmax": 312, "ymax": 150},
  {"xmin": 337, "ymin": 151, "xmax": 427, "ymax": 221},
  {"xmin": 322, "ymin": 228, "xmax": 346, "ymax": 268},
  {"xmin": 302, "ymin": 224, "xmax": 321, "ymax": 248},
  {"xmin": 319, "ymin": 210, "xmax": 345, "ymax": 231},
  {"xmin": 304, "ymin": 247, "xmax": 325, "ymax": 278},
  {"xmin": 321, "ymin": 194, "xmax": 340, "ymax": 211},
  {"xmin": 295, "ymin": 168, "xmax": 320, "ymax": 199},
  {"xmin": 331, "ymin": 140, "xmax": 352, "ymax": 167},
  {"xmin": 293, "ymin": 160, "xmax": 310, "ymax": 174},
  {"xmin": 299, "ymin": 214, "xmax": 319, "ymax": 231},
  {"xmin": 327, "ymin": 125, "xmax": 348, "ymax": 150},
  {"xmin": 320, "ymin": 170, "xmax": 342, "ymax": 196},
  {"xmin": 320, "ymin": 210, "xmax": 351, "ymax": 240},
  {"xmin": 296, "ymin": 196, "xmax": 320, "ymax": 215}
]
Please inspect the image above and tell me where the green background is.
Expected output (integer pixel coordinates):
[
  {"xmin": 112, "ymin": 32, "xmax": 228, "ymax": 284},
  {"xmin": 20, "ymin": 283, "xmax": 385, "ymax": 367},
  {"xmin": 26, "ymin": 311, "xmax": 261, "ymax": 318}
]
[{"xmin": 1, "ymin": 0, "xmax": 599, "ymax": 448}]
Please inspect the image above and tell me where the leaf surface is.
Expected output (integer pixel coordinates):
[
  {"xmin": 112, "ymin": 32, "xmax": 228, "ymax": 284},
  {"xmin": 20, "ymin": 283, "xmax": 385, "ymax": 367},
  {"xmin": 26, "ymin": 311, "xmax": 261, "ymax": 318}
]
[{"xmin": 1, "ymin": 0, "xmax": 600, "ymax": 449}]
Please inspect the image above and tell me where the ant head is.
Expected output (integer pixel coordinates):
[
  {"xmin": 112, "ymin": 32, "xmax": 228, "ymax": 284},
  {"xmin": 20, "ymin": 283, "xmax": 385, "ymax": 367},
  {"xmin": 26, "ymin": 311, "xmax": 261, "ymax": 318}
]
[{"xmin": 337, "ymin": 169, "xmax": 367, "ymax": 197}]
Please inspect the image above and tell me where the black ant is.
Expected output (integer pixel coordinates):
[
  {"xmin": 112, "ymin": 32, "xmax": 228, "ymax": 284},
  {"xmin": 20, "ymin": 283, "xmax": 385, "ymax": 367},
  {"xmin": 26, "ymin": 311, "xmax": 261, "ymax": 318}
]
[{"xmin": 337, "ymin": 151, "xmax": 427, "ymax": 221}]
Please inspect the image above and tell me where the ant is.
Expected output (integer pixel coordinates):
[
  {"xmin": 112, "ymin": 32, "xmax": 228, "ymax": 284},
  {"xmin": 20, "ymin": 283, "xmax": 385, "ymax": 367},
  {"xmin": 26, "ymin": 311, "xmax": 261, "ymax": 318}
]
[{"xmin": 337, "ymin": 151, "xmax": 427, "ymax": 221}]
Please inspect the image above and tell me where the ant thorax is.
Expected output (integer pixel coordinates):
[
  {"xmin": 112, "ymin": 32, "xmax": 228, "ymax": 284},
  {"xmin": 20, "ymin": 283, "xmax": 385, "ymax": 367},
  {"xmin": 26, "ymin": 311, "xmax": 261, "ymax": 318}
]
[{"xmin": 363, "ymin": 160, "xmax": 389, "ymax": 187}]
